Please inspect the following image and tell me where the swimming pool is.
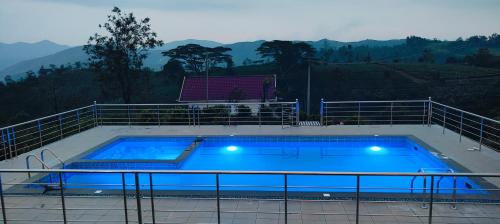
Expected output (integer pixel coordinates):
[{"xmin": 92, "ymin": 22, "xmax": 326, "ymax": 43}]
[
  {"xmin": 83, "ymin": 137, "xmax": 195, "ymax": 160},
  {"xmin": 35, "ymin": 136, "xmax": 483, "ymax": 194}
]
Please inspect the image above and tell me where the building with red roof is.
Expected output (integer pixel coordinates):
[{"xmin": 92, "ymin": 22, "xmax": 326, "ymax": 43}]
[{"xmin": 178, "ymin": 75, "xmax": 277, "ymax": 102}]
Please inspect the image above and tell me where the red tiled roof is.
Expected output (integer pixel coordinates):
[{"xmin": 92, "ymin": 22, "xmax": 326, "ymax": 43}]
[{"xmin": 179, "ymin": 75, "xmax": 277, "ymax": 102}]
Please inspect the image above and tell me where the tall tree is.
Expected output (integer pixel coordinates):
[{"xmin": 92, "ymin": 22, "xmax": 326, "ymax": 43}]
[
  {"xmin": 162, "ymin": 44, "xmax": 232, "ymax": 74},
  {"xmin": 84, "ymin": 7, "xmax": 163, "ymax": 103},
  {"xmin": 256, "ymin": 40, "xmax": 316, "ymax": 75}
]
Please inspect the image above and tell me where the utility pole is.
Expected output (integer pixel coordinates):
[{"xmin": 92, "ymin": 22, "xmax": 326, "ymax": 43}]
[
  {"xmin": 205, "ymin": 53, "xmax": 209, "ymax": 102},
  {"xmin": 306, "ymin": 59, "xmax": 311, "ymax": 116}
]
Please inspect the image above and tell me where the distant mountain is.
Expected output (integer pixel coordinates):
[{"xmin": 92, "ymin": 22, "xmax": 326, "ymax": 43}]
[
  {"xmin": 1, "ymin": 38, "xmax": 407, "ymax": 80},
  {"xmin": 0, "ymin": 46, "xmax": 87, "ymax": 81},
  {"xmin": 0, "ymin": 40, "xmax": 70, "ymax": 71}
]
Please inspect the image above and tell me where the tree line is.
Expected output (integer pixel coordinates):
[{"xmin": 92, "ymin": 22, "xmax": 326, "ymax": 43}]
[{"xmin": 1, "ymin": 7, "xmax": 500, "ymax": 126}]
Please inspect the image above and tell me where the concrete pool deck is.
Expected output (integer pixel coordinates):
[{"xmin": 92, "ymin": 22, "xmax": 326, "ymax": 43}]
[
  {"xmin": 1, "ymin": 195, "xmax": 499, "ymax": 224},
  {"xmin": 0, "ymin": 124, "xmax": 499, "ymax": 223},
  {"xmin": 1, "ymin": 124, "xmax": 499, "ymax": 187}
]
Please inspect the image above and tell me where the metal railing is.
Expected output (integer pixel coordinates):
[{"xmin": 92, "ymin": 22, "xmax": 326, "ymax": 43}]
[
  {"xmin": 320, "ymin": 98, "xmax": 430, "ymax": 126},
  {"xmin": 431, "ymin": 101, "xmax": 500, "ymax": 151},
  {"xmin": 0, "ymin": 105, "xmax": 97, "ymax": 161},
  {"xmin": 320, "ymin": 98, "xmax": 500, "ymax": 152},
  {"xmin": 1, "ymin": 101, "xmax": 299, "ymax": 162},
  {"xmin": 95, "ymin": 101, "xmax": 299, "ymax": 127},
  {"xmin": 0, "ymin": 169, "xmax": 498, "ymax": 224}
]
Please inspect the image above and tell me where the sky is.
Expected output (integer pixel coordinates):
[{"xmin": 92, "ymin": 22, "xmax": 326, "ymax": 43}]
[{"xmin": 0, "ymin": 0, "xmax": 499, "ymax": 46}]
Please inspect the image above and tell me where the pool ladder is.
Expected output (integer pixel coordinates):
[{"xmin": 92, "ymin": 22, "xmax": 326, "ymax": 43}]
[
  {"xmin": 410, "ymin": 168, "xmax": 457, "ymax": 209},
  {"xmin": 25, "ymin": 148, "xmax": 65, "ymax": 179},
  {"xmin": 25, "ymin": 155, "xmax": 50, "ymax": 179}
]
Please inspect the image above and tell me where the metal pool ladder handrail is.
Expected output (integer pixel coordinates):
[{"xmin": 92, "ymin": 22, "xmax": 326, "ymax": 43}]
[
  {"xmin": 25, "ymin": 154, "xmax": 51, "ymax": 178},
  {"xmin": 436, "ymin": 168, "xmax": 457, "ymax": 209},
  {"xmin": 410, "ymin": 168, "xmax": 457, "ymax": 192},
  {"xmin": 411, "ymin": 168, "xmax": 457, "ymax": 209},
  {"xmin": 41, "ymin": 148, "xmax": 65, "ymax": 169}
]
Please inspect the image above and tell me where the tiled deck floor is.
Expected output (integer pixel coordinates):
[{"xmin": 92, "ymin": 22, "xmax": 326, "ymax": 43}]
[
  {"xmin": 1, "ymin": 195, "xmax": 499, "ymax": 224},
  {"xmin": 1, "ymin": 125, "xmax": 499, "ymax": 223}
]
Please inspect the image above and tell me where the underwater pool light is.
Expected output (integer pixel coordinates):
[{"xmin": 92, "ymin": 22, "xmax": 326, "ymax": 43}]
[
  {"xmin": 369, "ymin": 146, "xmax": 382, "ymax": 152},
  {"xmin": 226, "ymin": 146, "xmax": 238, "ymax": 151}
]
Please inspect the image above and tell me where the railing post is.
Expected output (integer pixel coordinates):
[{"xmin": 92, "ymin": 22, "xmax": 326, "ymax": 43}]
[
  {"xmin": 149, "ymin": 173, "xmax": 156, "ymax": 224},
  {"xmin": 479, "ymin": 118, "xmax": 484, "ymax": 151},
  {"xmin": 228, "ymin": 105, "xmax": 231, "ymax": 126},
  {"xmin": 281, "ymin": 104, "xmax": 284, "ymax": 128},
  {"xmin": 37, "ymin": 120, "xmax": 43, "ymax": 147},
  {"xmin": 390, "ymin": 102, "xmax": 393, "ymax": 126},
  {"xmin": 320, "ymin": 99, "xmax": 324, "ymax": 126},
  {"xmin": 459, "ymin": 112, "xmax": 463, "ymax": 142},
  {"xmin": 58, "ymin": 172, "xmax": 67, "ymax": 224},
  {"xmin": 122, "ymin": 173, "xmax": 129, "ymax": 224},
  {"xmin": 258, "ymin": 105, "xmax": 262, "ymax": 127},
  {"xmin": 442, "ymin": 107, "xmax": 446, "ymax": 134},
  {"xmin": 134, "ymin": 173, "xmax": 143, "ymax": 224},
  {"xmin": 216, "ymin": 173, "xmax": 221, "ymax": 224},
  {"xmin": 357, "ymin": 102, "xmax": 361, "ymax": 126},
  {"xmin": 427, "ymin": 97, "xmax": 432, "ymax": 127},
  {"xmin": 1, "ymin": 129, "xmax": 5, "ymax": 160},
  {"xmin": 325, "ymin": 102, "xmax": 328, "ymax": 125},
  {"xmin": 0, "ymin": 174, "xmax": 7, "ymax": 224},
  {"xmin": 93, "ymin": 101, "xmax": 98, "ymax": 127},
  {"xmin": 6, "ymin": 129, "xmax": 12, "ymax": 159},
  {"xmin": 10, "ymin": 128, "xmax": 16, "ymax": 157},
  {"xmin": 356, "ymin": 175, "xmax": 360, "ymax": 224},
  {"xmin": 76, "ymin": 110, "xmax": 81, "ymax": 132},
  {"xmin": 190, "ymin": 106, "xmax": 194, "ymax": 126},
  {"xmin": 422, "ymin": 176, "xmax": 427, "ymax": 208},
  {"xmin": 284, "ymin": 174, "xmax": 288, "ymax": 224},
  {"xmin": 428, "ymin": 176, "xmax": 435, "ymax": 224},
  {"xmin": 295, "ymin": 99, "xmax": 300, "ymax": 126},
  {"xmin": 197, "ymin": 107, "xmax": 201, "ymax": 127},
  {"xmin": 157, "ymin": 105, "xmax": 160, "ymax": 127},
  {"xmin": 452, "ymin": 176, "xmax": 457, "ymax": 209},
  {"xmin": 58, "ymin": 115, "xmax": 63, "ymax": 139},
  {"xmin": 128, "ymin": 105, "xmax": 131, "ymax": 127},
  {"xmin": 422, "ymin": 101, "xmax": 426, "ymax": 125}
]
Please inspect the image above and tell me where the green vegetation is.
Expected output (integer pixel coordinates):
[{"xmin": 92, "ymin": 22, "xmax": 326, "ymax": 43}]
[
  {"xmin": 162, "ymin": 44, "xmax": 233, "ymax": 74},
  {"xmin": 2, "ymin": 57, "xmax": 500, "ymax": 126},
  {"xmin": 1, "ymin": 8, "xmax": 500, "ymax": 126},
  {"xmin": 84, "ymin": 7, "xmax": 163, "ymax": 103}
]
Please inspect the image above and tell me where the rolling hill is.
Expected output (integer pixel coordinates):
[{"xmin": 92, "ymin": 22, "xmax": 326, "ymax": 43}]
[
  {"xmin": 0, "ymin": 38, "xmax": 405, "ymax": 81},
  {"xmin": 0, "ymin": 40, "xmax": 70, "ymax": 71}
]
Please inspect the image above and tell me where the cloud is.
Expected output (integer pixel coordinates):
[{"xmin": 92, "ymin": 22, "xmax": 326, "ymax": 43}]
[
  {"xmin": 27, "ymin": 0, "xmax": 249, "ymax": 11},
  {"xmin": 1, "ymin": 0, "xmax": 499, "ymax": 45}
]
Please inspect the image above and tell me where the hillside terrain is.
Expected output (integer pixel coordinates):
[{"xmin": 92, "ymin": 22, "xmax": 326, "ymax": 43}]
[
  {"xmin": 1, "ymin": 62, "xmax": 499, "ymax": 126},
  {"xmin": 0, "ymin": 40, "xmax": 69, "ymax": 70},
  {"xmin": 0, "ymin": 39, "xmax": 404, "ymax": 80},
  {"xmin": 2, "ymin": 35, "xmax": 499, "ymax": 82}
]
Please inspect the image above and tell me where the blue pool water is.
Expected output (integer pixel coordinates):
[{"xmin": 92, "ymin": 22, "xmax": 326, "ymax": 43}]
[
  {"xmin": 84, "ymin": 137, "xmax": 194, "ymax": 160},
  {"xmin": 37, "ymin": 136, "xmax": 483, "ymax": 194}
]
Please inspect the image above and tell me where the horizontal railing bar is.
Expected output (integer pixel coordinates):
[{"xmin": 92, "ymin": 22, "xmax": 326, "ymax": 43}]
[
  {"xmin": 432, "ymin": 101, "xmax": 500, "ymax": 124},
  {"xmin": 0, "ymin": 219, "xmax": 126, "ymax": 223},
  {"xmin": 325, "ymin": 105, "xmax": 424, "ymax": 109},
  {"xmin": 1, "ymin": 169, "xmax": 499, "ymax": 177},
  {"xmin": 0, "ymin": 105, "xmax": 94, "ymax": 130},
  {"xmin": 324, "ymin": 100, "xmax": 428, "ymax": 103},
  {"xmin": 98, "ymin": 102, "xmax": 295, "ymax": 106}
]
